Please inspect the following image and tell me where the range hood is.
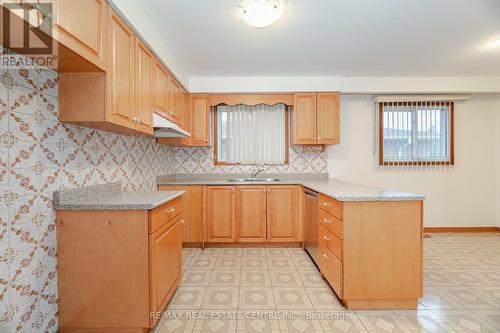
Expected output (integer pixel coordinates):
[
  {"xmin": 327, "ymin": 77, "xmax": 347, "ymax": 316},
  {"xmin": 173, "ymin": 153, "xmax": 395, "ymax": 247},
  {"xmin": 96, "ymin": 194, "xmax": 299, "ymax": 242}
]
[{"xmin": 153, "ymin": 113, "xmax": 190, "ymax": 138}]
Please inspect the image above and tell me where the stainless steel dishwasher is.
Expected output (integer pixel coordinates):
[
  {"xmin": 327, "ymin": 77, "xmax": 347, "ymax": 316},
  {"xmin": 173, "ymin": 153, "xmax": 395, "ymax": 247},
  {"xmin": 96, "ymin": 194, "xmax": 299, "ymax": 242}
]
[{"xmin": 304, "ymin": 189, "xmax": 319, "ymax": 266}]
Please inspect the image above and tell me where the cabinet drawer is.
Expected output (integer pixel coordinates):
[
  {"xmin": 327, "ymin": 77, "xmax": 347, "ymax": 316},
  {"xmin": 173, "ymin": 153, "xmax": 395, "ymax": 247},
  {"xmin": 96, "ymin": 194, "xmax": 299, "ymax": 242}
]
[
  {"xmin": 318, "ymin": 194, "xmax": 343, "ymax": 219},
  {"xmin": 319, "ymin": 209, "xmax": 343, "ymax": 239},
  {"xmin": 150, "ymin": 197, "xmax": 182, "ymax": 233},
  {"xmin": 319, "ymin": 224, "xmax": 342, "ymax": 259},
  {"xmin": 318, "ymin": 239, "xmax": 343, "ymax": 298}
]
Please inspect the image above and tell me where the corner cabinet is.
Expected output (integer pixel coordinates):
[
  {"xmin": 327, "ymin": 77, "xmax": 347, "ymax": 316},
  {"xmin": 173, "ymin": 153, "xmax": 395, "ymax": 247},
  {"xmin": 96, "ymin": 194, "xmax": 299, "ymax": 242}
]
[
  {"xmin": 291, "ymin": 92, "xmax": 340, "ymax": 145},
  {"xmin": 56, "ymin": 197, "xmax": 184, "ymax": 332}
]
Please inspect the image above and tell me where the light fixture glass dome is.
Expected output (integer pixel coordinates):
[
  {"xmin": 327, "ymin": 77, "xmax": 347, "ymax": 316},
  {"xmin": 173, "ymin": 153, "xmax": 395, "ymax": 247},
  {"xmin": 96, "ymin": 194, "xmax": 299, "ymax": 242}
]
[{"xmin": 239, "ymin": 0, "xmax": 285, "ymax": 28}]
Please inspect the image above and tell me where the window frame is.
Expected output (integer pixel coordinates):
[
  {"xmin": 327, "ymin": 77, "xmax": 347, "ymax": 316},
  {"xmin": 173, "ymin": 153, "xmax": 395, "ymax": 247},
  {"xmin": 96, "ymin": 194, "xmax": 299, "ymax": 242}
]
[
  {"xmin": 213, "ymin": 104, "xmax": 290, "ymax": 166},
  {"xmin": 378, "ymin": 101, "xmax": 455, "ymax": 166}
]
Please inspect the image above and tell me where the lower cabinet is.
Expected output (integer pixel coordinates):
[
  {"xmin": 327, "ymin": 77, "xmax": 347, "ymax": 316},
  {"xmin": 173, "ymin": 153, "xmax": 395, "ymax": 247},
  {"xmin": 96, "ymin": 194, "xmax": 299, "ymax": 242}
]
[
  {"xmin": 150, "ymin": 219, "xmax": 182, "ymax": 315},
  {"xmin": 56, "ymin": 197, "xmax": 184, "ymax": 332},
  {"xmin": 206, "ymin": 185, "xmax": 298, "ymax": 243},
  {"xmin": 267, "ymin": 186, "xmax": 298, "ymax": 242},
  {"xmin": 236, "ymin": 186, "xmax": 267, "ymax": 242},
  {"xmin": 206, "ymin": 186, "xmax": 236, "ymax": 242}
]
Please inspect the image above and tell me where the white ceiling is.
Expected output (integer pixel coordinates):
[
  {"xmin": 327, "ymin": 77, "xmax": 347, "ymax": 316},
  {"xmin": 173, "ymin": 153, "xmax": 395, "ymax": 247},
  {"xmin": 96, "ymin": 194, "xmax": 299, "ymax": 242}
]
[{"xmin": 138, "ymin": 0, "xmax": 500, "ymax": 78}]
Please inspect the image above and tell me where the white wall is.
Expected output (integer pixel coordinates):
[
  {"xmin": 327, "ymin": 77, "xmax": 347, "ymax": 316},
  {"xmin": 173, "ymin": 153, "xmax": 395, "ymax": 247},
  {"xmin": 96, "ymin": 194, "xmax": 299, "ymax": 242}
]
[{"xmin": 327, "ymin": 94, "xmax": 500, "ymax": 228}]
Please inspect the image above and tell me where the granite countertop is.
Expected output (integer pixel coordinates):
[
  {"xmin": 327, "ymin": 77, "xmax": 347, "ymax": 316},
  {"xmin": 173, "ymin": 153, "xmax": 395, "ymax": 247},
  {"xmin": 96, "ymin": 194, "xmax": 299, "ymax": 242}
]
[
  {"xmin": 157, "ymin": 174, "xmax": 424, "ymax": 202},
  {"xmin": 54, "ymin": 182, "xmax": 185, "ymax": 210}
]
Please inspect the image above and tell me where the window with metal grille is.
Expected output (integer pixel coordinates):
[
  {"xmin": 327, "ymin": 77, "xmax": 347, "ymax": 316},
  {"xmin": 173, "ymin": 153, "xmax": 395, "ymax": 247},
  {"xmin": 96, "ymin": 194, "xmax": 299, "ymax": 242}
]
[{"xmin": 379, "ymin": 101, "xmax": 454, "ymax": 166}]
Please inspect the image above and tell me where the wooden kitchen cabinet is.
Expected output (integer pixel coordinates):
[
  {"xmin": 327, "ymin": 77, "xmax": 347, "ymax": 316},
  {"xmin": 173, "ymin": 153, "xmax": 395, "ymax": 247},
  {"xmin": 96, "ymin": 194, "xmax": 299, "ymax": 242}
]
[
  {"xmin": 236, "ymin": 186, "xmax": 267, "ymax": 242},
  {"xmin": 206, "ymin": 186, "xmax": 236, "ymax": 242},
  {"xmin": 292, "ymin": 93, "xmax": 317, "ymax": 144},
  {"xmin": 316, "ymin": 192, "xmax": 423, "ymax": 310},
  {"xmin": 158, "ymin": 185, "xmax": 204, "ymax": 243},
  {"xmin": 56, "ymin": 197, "xmax": 184, "ymax": 332},
  {"xmin": 150, "ymin": 218, "xmax": 182, "ymax": 315},
  {"xmin": 168, "ymin": 76, "xmax": 182, "ymax": 124},
  {"xmin": 134, "ymin": 39, "xmax": 154, "ymax": 134},
  {"xmin": 153, "ymin": 61, "xmax": 170, "ymax": 119},
  {"xmin": 54, "ymin": 0, "xmax": 108, "ymax": 71},
  {"xmin": 189, "ymin": 94, "xmax": 211, "ymax": 146},
  {"xmin": 106, "ymin": 9, "xmax": 135, "ymax": 129},
  {"xmin": 291, "ymin": 92, "xmax": 340, "ymax": 145},
  {"xmin": 266, "ymin": 186, "xmax": 298, "ymax": 242}
]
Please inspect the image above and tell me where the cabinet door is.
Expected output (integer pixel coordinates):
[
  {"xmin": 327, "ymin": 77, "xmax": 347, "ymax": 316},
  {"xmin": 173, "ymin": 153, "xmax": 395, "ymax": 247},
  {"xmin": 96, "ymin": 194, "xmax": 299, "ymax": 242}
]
[
  {"xmin": 206, "ymin": 186, "xmax": 235, "ymax": 242},
  {"xmin": 292, "ymin": 93, "xmax": 317, "ymax": 144},
  {"xmin": 180, "ymin": 90, "xmax": 190, "ymax": 131},
  {"xmin": 55, "ymin": 0, "xmax": 107, "ymax": 70},
  {"xmin": 158, "ymin": 185, "xmax": 203, "ymax": 242},
  {"xmin": 134, "ymin": 39, "xmax": 154, "ymax": 135},
  {"xmin": 150, "ymin": 220, "xmax": 182, "ymax": 314},
  {"xmin": 189, "ymin": 94, "xmax": 211, "ymax": 146},
  {"xmin": 154, "ymin": 62, "xmax": 169, "ymax": 116},
  {"xmin": 317, "ymin": 93, "xmax": 340, "ymax": 144},
  {"xmin": 236, "ymin": 186, "xmax": 267, "ymax": 242},
  {"xmin": 106, "ymin": 9, "xmax": 134, "ymax": 128},
  {"xmin": 267, "ymin": 186, "xmax": 298, "ymax": 242},
  {"xmin": 170, "ymin": 77, "xmax": 182, "ymax": 124}
]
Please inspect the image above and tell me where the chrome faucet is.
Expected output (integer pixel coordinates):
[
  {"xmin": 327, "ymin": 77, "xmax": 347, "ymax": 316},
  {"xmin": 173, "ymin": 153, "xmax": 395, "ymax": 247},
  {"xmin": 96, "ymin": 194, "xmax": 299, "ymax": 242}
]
[{"xmin": 250, "ymin": 168, "xmax": 265, "ymax": 179}]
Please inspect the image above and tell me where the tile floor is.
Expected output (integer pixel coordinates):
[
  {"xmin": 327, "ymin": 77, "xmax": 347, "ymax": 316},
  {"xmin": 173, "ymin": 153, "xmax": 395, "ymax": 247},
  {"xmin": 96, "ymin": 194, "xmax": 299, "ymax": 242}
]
[{"xmin": 154, "ymin": 233, "xmax": 500, "ymax": 332}]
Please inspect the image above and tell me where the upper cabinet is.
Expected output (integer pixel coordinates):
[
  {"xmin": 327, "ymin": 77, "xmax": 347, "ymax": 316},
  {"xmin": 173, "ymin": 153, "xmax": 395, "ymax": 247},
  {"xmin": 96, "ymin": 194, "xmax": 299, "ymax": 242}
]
[
  {"xmin": 58, "ymin": 6, "xmax": 186, "ymax": 136},
  {"xmin": 291, "ymin": 93, "xmax": 340, "ymax": 145},
  {"xmin": 106, "ymin": 10, "xmax": 135, "ymax": 129},
  {"xmin": 53, "ymin": 0, "xmax": 108, "ymax": 71},
  {"xmin": 134, "ymin": 40, "xmax": 154, "ymax": 135}
]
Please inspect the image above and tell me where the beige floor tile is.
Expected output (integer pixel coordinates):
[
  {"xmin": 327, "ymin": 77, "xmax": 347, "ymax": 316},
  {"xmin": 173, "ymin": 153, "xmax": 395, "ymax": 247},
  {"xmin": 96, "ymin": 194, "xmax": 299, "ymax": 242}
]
[
  {"xmin": 243, "ymin": 248, "xmax": 267, "ymax": 256},
  {"xmin": 210, "ymin": 270, "xmax": 241, "ymax": 287},
  {"xmin": 188, "ymin": 257, "xmax": 216, "ymax": 271},
  {"xmin": 214, "ymin": 257, "xmax": 242, "ymax": 271},
  {"xmin": 279, "ymin": 317, "xmax": 325, "ymax": 332},
  {"xmin": 268, "ymin": 257, "xmax": 296, "ymax": 271},
  {"xmin": 197, "ymin": 248, "xmax": 222, "ymax": 257},
  {"xmin": 318, "ymin": 311, "xmax": 368, "ymax": 333},
  {"xmin": 193, "ymin": 317, "xmax": 237, "ymax": 333},
  {"xmin": 431, "ymin": 310, "xmax": 499, "ymax": 333},
  {"xmin": 473, "ymin": 310, "xmax": 500, "ymax": 330},
  {"xmin": 168, "ymin": 287, "xmax": 206, "ymax": 310},
  {"xmin": 273, "ymin": 287, "xmax": 313, "ymax": 310},
  {"xmin": 237, "ymin": 318, "xmax": 281, "ymax": 333},
  {"xmin": 202, "ymin": 287, "xmax": 239, "ymax": 309},
  {"xmin": 266, "ymin": 248, "xmax": 291, "ymax": 257},
  {"xmin": 242, "ymin": 257, "xmax": 269, "ymax": 270},
  {"xmin": 219, "ymin": 248, "xmax": 243, "ymax": 257},
  {"xmin": 239, "ymin": 287, "xmax": 276, "ymax": 309},
  {"xmin": 270, "ymin": 270, "xmax": 303, "ymax": 286},
  {"xmin": 182, "ymin": 248, "xmax": 199, "ymax": 258},
  {"xmin": 181, "ymin": 270, "xmax": 212, "ymax": 287},
  {"xmin": 393, "ymin": 310, "xmax": 455, "ymax": 333},
  {"xmin": 298, "ymin": 270, "xmax": 329, "ymax": 287},
  {"xmin": 355, "ymin": 310, "xmax": 412, "ymax": 332},
  {"xmin": 154, "ymin": 311, "xmax": 196, "ymax": 333},
  {"xmin": 292, "ymin": 257, "xmax": 319, "ymax": 271},
  {"xmin": 240, "ymin": 270, "xmax": 272, "ymax": 287},
  {"xmin": 305, "ymin": 286, "xmax": 341, "ymax": 310}
]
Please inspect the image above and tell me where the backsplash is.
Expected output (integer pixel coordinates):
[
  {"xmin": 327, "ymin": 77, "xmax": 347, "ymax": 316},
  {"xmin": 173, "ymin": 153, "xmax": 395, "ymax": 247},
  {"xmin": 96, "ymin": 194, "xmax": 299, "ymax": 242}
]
[
  {"xmin": 0, "ymin": 53, "xmax": 174, "ymax": 332},
  {"xmin": 171, "ymin": 146, "xmax": 328, "ymax": 174}
]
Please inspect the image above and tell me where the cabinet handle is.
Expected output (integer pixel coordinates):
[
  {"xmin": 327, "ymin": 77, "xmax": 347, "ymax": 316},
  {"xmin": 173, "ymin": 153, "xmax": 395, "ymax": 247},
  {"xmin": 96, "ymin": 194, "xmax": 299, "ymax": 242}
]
[
  {"xmin": 165, "ymin": 208, "xmax": 175, "ymax": 214},
  {"xmin": 323, "ymin": 253, "xmax": 332, "ymax": 261},
  {"xmin": 322, "ymin": 218, "xmax": 332, "ymax": 224},
  {"xmin": 323, "ymin": 202, "xmax": 332, "ymax": 207},
  {"xmin": 323, "ymin": 235, "xmax": 332, "ymax": 241},
  {"xmin": 179, "ymin": 219, "xmax": 184, "ymax": 224}
]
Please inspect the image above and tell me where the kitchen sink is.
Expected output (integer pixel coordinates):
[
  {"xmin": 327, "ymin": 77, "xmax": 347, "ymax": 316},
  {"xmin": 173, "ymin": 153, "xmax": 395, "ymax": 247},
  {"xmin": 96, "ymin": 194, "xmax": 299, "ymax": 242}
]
[{"xmin": 227, "ymin": 178, "xmax": 280, "ymax": 182}]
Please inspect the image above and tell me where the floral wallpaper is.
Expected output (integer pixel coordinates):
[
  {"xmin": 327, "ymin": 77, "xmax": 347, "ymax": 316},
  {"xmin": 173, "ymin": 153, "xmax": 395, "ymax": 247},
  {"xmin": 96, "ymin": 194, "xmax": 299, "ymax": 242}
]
[
  {"xmin": 170, "ymin": 146, "xmax": 327, "ymax": 174},
  {"xmin": 0, "ymin": 51, "xmax": 174, "ymax": 332}
]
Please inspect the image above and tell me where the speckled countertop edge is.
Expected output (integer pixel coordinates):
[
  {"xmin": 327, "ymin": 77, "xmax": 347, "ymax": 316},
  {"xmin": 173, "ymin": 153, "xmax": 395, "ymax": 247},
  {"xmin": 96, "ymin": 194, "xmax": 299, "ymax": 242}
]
[
  {"xmin": 157, "ymin": 174, "xmax": 425, "ymax": 202},
  {"xmin": 54, "ymin": 182, "xmax": 185, "ymax": 210}
]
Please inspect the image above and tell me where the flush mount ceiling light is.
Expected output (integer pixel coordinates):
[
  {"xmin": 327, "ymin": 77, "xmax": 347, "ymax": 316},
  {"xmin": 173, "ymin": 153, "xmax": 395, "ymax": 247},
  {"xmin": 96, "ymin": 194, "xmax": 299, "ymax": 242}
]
[
  {"xmin": 494, "ymin": 38, "xmax": 500, "ymax": 46},
  {"xmin": 239, "ymin": 0, "xmax": 285, "ymax": 28}
]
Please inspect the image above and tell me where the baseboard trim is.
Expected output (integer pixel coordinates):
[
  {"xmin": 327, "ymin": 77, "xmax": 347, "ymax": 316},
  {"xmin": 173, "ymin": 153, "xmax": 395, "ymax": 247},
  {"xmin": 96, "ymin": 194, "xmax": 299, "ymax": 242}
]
[{"xmin": 424, "ymin": 227, "xmax": 500, "ymax": 233}]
